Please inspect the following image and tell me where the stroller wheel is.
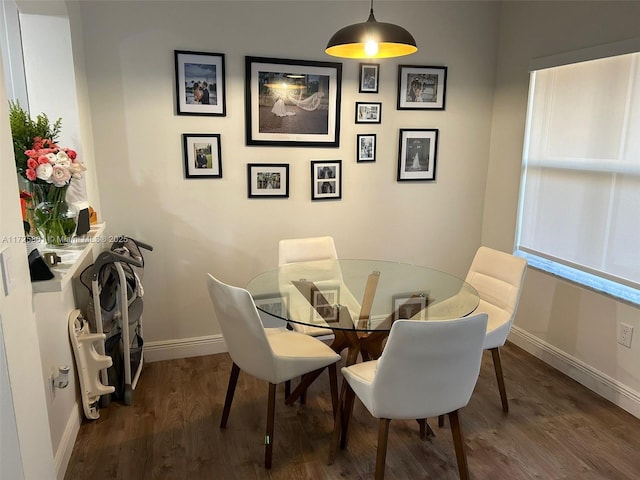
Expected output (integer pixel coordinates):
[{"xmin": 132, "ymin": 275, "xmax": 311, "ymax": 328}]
[{"xmin": 123, "ymin": 385, "xmax": 134, "ymax": 406}]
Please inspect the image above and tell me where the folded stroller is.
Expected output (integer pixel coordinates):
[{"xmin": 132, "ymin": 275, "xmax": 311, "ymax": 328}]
[{"xmin": 79, "ymin": 236, "xmax": 153, "ymax": 408}]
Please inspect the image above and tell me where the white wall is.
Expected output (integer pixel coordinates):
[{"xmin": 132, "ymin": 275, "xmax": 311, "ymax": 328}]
[
  {"xmin": 485, "ymin": 1, "xmax": 640, "ymax": 414},
  {"xmin": 0, "ymin": 49, "xmax": 56, "ymax": 480},
  {"xmin": 76, "ymin": 0, "xmax": 500, "ymax": 350}
]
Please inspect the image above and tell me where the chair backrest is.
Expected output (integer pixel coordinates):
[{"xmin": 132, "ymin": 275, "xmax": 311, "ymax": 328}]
[
  {"xmin": 465, "ymin": 246, "xmax": 527, "ymax": 333},
  {"xmin": 206, "ymin": 274, "xmax": 275, "ymax": 381},
  {"xmin": 371, "ymin": 314, "xmax": 488, "ymax": 419},
  {"xmin": 278, "ymin": 236, "xmax": 338, "ymax": 266}
]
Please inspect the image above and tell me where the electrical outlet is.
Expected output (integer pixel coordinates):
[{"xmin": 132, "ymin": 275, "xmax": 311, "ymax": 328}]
[{"xmin": 618, "ymin": 323, "xmax": 633, "ymax": 348}]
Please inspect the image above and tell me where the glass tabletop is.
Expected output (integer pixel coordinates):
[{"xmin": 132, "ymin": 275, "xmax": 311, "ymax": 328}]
[{"xmin": 246, "ymin": 259, "xmax": 479, "ymax": 332}]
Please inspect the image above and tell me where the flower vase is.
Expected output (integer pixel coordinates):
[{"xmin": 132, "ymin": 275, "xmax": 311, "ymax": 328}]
[{"xmin": 33, "ymin": 184, "xmax": 77, "ymax": 247}]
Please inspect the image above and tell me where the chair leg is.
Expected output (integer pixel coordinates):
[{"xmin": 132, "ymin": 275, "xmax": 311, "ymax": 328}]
[
  {"xmin": 375, "ymin": 418, "xmax": 391, "ymax": 480},
  {"xmin": 328, "ymin": 378, "xmax": 347, "ymax": 465},
  {"xmin": 284, "ymin": 380, "xmax": 291, "ymax": 399},
  {"xmin": 340, "ymin": 380, "xmax": 357, "ymax": 449},
  {"xmin": 328, "ymin": 363, "xmax": 339, "ymax": 417},
  {"xmin": 490, "ymin": 347, "xmax": 509, "ymax": 413},
  {"xmin": 438, "ymin": 414, "xmax": 445, "ymax": 428},
  {"xmin": 448, "ymin": 410, "xmax": 470, "ymax": 480},
  {"xmin": 265, "ymin": 383, "xmax": 277, "ymax": 469},
  {"xmin": 220, "ymin": 362, "xmax": 240, "ymax": 428},
  {"xmin": 416, "ymin": 418, "xmax": 435, "ymax": 438}
]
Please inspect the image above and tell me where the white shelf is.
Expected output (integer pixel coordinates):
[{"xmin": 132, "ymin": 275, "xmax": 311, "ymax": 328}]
[{"xmin": 31, "ymin": 223, "xmax": 106, "ymax": 293}]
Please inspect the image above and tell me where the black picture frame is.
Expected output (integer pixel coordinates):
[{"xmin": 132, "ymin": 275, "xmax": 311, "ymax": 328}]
[
  {"xmin": 247, "ymin": 163, "xmax": 290, "ymax": 198},
  {"xmin": 397, "ymin": 129, "xmax": 439, "ymax": 182},
  {"xmin": 254, "ymin": 293, "xmax": 289, "ymax": 319},
  {"xmin": 175, "ymin": 50, "xmax": 226, "ymax": 116},
  {"xmin": 182, "ymin": 133, "xmax": 222, "ymax": 179},
  {"xmin": 355, "ymin": 102, "xmax": 381, "ymax": 124},
  {"xmin": 359, "ymin": 63, "xmax": 380, "ymax": 93},
  {"xmin": 357, "ymin": 134, "xmax": 376, "ymax": 163},
  {"xmin": 397, "ymin": 65, "xmax": 447, "ymax": 110},
  {"xmin": 245, "ymin": 56, "xmax": 342, "ymax": 147},
  {"xmin": 311, "ymin": 160, "xmax": 342, "ymax": 200}
]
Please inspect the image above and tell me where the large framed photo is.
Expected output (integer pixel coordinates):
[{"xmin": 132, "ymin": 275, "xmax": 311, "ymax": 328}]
[
  {"xmin": 359, "ymin": 63, "xmax": 379, "ymax": 93},
  {"xmin": 355, "ymin": 102, "xmax": 381, "ymax": 123},
  {"xmin": 311, "ymin": 160, "xmax": 342, "ymax": 201},
  {"xmin": 357, "ymin": 134, "xmax": 376, "ymax": 162},
  {"xmin": 175, "ymin": 50, "xmax": 226, "ymax": 116},
  {"xmin": 245, "ymin": 56, "xmax": 342, "ymax": 147},
  {"xmin": 397, "ymin": 129, "xmax": 439, "ymax": 182},
  {"xmin": 182, "ymin": 133, "xmax": 222, "ymax": 178},
  {"xmin": 397, "ymin": 65, "xmax": 447, "ymax": 110},
  {"xmin": 247, "ymin": 163, "xmax": 289, "ymax": 198}
]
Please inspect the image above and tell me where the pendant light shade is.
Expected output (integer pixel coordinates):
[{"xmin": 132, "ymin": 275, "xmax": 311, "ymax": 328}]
[{"xmin": 325, "ymin": 5, "xmax": 417, "ymax": 59}]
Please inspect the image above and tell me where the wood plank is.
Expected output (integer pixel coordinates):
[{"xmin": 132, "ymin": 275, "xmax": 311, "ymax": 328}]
[{"xmin": 65, "ymin": 343, "xmax": 640, "ymax": 479}]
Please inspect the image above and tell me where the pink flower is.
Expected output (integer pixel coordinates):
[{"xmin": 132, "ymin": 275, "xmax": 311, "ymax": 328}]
[
  {"xmin": 38, "ymin": 155, "xmax": 50, "ymax": 164},
  {"xmin": 26, "ymin": 168, "xmax": 37, "ymax": 181},
  {"xmin": 24, "ymin": 149, "xmax": 37, "ymax": 158},
  {"xmin": 50, "ymin": 165, "xmax": 71, "ymax": 186},
  {"xmin": 27, "ymin": 158, "xmax": 38, "ymax": 169}
]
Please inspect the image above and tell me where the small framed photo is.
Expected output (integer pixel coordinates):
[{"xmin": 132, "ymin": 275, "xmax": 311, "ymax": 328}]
[
  {"xmin": 247, "ymin": 163, "xmax": 289, "ymax": 198},
  {"xmin": 311, "ymin": 160, "xmax": 342, "ymax": 201},
  {"xmin": 392, "ymin": 293, "xmax": 429, "ymax": 321},
  {"xmin": 254, "ymin": 293, "xmax": 289, "ymax": 319},
  {"xmin": 175, "ymin": 50, "xmax": 226, "ymax": 116},
  {"xmin": 359, "ymin": 63, "xmax": 380, "ymax": 93},
  {"xmin": 397, "ymin": 65, "xmax": 447, "ymax": 110},
  {"xmin": 311, "ymin": 286, "xmax": 340, "ymax": 323},
  {"xmin": 355, "ymin": 102, "xmax": 381, "ymax": 123},
  {"xmin": 397, "ymin": 129, "xmax": 439, "ymax": 182},
  {"xmin": 357, "ymin": 134, "xmax": 376, "ymax": 163},
  {"xmin": 182, "ymin": 133, "xmax": 222, "ymax": 178}
]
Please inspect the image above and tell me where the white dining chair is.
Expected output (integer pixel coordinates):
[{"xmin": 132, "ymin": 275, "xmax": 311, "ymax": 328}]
[
  {"xmin": 328, "ymin": 314, "xmax": 489, "ymax": 480},
  {"xmin": 465, "ymin": 246, "xmax": 527, "ymax": 413},
  {"xmin": 206, "ymin": 273, "xmax": 340, "ymax": 469},
  {"xmin": 278, "ymin": 236, "xmax": 339, "ymax": 338}
]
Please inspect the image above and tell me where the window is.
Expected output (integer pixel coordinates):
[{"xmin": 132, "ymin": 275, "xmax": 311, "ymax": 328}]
[{"xmin": 516, "ymin": 47, "xmax": 640, "ymax": 305}]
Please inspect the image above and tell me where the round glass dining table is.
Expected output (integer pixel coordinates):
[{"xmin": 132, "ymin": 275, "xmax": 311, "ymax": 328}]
[{"xmin": 246, "ymin": 258, "xmax": 479, "ymax": 366}]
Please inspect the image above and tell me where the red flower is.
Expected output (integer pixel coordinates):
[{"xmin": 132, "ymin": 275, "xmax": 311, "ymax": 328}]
[
  {"xmin": 26, "ymin": 168, "xmax": 37, "ymax": 181},
  {"xmin": 27, "ymin": 158, "xmax": 38, "ymax": 169},
  {"xmin": 65, "ymin": 149, "xmax": 77, "ymax": 160}
]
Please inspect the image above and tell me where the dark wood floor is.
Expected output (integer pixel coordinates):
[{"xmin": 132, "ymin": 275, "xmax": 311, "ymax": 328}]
[{"xmin": 65, "ymin": 342, "xmax": 640, "ymax": 479}]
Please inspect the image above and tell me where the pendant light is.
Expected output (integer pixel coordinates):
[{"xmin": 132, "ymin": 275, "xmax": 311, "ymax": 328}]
[{"xmin": 325, "ymin": 0, "xmax": 417, "ymax": 59}]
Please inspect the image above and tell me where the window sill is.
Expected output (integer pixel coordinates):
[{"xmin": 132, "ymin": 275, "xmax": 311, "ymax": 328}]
[
  {"xmin": 31, "ymin": 223, "xmax": 106, "ymax": 294},
  {"xmin": 516, "ymin": 251, "xmax": 640, "ymax": 307}
]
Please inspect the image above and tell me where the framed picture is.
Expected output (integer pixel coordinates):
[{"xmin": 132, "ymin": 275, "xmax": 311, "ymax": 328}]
[
  {"xmin": 359, "ymin": 63, "xmax": 379, "ymax": 93},
  {"xmin": 311, "ymin": 285, "xmax": 340, "ymax": 323},
  {"xmin": 182, "ymin": 133, "xmax": 222, "ymax": 178},
  {"xmin": 175, "ymin": 50, "xmax": 226, "ymax": 116},
  {"xmin": 254, "ymin": 293, "xmax": 289, "ymax": 319},
  {"xmin": 392, "ymin": 293, "xmax": 429, "ymax": 321},
  {"xmin": 355, "ymin": 102, "xmax": 381, "ymax": 123},
  {"xmin": 357, "ymin": 134, "xmax": 376, "ymax": 162},
  {"xmin": 397, "ymin": 65, "xmax": 447, "ymax": 110},
  {"xmin": 245, "ymin": 56, "xmax": 342, "ymax": 147},
  {"xmin": 397, "ymin": 129, "xmax": 439, "ymax": 182},
  {"xmin": 247, "ymin": 163, "xmax": 289, "ymax": 198},
  {"xmin": 311, "ymin": 160, "xmax": 342, "ymax": 201}
]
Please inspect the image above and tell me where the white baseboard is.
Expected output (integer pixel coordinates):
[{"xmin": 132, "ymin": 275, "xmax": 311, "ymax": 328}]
[
  {"xmin": 56, "ymin": 404, "xmax": 81, "ymax": 480},
  {"xmin": 509, "ymin": 326, "xmax": 640, "ymax": 419},
  {"xmin": 143, "ymin": 334, "xmax": 227, "ymax": 362}
]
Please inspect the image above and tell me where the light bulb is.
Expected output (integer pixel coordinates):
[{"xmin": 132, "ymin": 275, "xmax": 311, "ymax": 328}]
[{"xmin": 364, "ymin": 40, "xmax": 379, "ymax": 57}]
